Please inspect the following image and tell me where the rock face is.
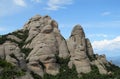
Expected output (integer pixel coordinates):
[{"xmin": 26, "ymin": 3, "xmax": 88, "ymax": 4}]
[
  {"xmin": 24, "ymin": 15, "xmax": 69, "ymax": 77},
  {"xmin": 0, "ymin": 41, "xmax": 26, "ymax": 67},
  {"xmin": 92, "ymin": 54, "xmax": 108, "ymax": 74},
  {"xmin": 67, "ymin": 25, "xmax": 91, "ymax": 75},
  {"xmin": 0, "ymin": 14, "xmax": 111, "ymax": 79},
  {"xmin": 86, "ymin": 38, "xmax": 94, "ymax": 57}
]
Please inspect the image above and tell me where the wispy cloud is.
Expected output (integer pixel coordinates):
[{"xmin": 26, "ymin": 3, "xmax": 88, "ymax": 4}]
[
  {"xmin": 88, "ymin": 34, "xmax": 108, "ymax": 38},
  {"xmin": 0, "ymin": 27, "xmax": 6, "ymax": 31},
  {"xmin": 0, "ymin": 27, "xmax": 9, "ymax": 34},
  {"xmin": 101, "ymin": 11, "xmax": 111, "ymax": 16},
  {"xmin": 31, "ymin": 0, "xmax": 41, "ymax": 3},
  {"xmin": 45, "ymin": 0, "xmax": 74, "ymax": 10},
  {"xmin": 92, "ymin": 36, "xmax": 120, "ymax": 56},
  {"xmin": 82, "ymin": 20, "xmax": 120, "ymax": 28},
  {"xmin": 0, "ymin": 0, "xmax": 74, "ymax": 17},
  {"xmin": 13, "ymin": 0, "xmax": 26, "ymax": 7},
  {"xmin": 0, "ymin": 0, "xmax": 27, "ymax": 17}
]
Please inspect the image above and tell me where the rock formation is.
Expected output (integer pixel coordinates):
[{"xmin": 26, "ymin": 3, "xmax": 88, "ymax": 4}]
[
  {"xmin": 67, "ymin": 25, "xmax": 91, "ymax": 76},
  {"xmin": 0, "ymin": 15, "xmax": 113, "ymax": 79},
  {"xmin": 0, "ymin": 41, "xmax": 26, "ymax": 67}
]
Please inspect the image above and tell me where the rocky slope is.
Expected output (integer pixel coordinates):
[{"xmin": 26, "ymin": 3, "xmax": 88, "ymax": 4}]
[{"xmin": 0, "ymin": 15, "xmax": 119, "ymax": 79}]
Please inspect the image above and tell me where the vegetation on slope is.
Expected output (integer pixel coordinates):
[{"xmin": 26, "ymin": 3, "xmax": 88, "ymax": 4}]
[
  {"xmin": 43, "ymin": 56, "xmax": 120, "ymax": 79},
  {"xmin": 1, "ymin": 56, "xmax": 120, "ymax": 79},
  {"xmin": 1, "ymin": 46, "xmax": 119, "ymax": 79},
  {"xmin": 1, "ymin": 29, "xmax": 120, "ymax": 79},
  {"xmin": 44, "ymin": 56, "xmax": 78, "ymax": 79},
  {"xmin": 44, "ymin": 58, "xmax": 120, "ymax": 79},
  {"xmin": 0, "ymin": 59, "xmax": 25, "ymax": 79},
  {"xmin": 0, "ymin": 30, "xmax": 33, "ymax": 57},
  {"xmin": 0, "ymin": 30, "xmax": 28, "ymax": 45}
]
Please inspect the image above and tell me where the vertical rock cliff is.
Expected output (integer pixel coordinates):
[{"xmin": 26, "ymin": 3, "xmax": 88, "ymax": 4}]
[{"xmin": 67, "ymin": 25, "xmax": 91, "ymax": 76}]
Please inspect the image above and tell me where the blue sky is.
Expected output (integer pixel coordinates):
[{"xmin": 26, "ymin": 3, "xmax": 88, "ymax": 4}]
[{"xmin": 0, "ymin": 0, "xmax": 120, "ymax": 60}]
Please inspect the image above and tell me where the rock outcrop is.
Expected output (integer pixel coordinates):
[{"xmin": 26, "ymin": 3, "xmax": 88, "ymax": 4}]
[
  {"xmin": 0, "ymin": 41, "xmax": 26, "ymax": 67},
  {"xmin": 92, "ymin": 54, "xmax": 109, "ymax": 74},
  {"xmin": 0, "ymin": 14, "xmax": 112, "ymax": 79},
  {"xmin": 23, "ymin": 15, "xmax": 69, "ymax": 77},
  {"xmin": 67, "ymin": 25, "xmax": 91, "ymax": 76}
]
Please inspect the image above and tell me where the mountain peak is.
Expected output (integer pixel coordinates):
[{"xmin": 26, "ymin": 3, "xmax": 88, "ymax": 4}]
[
  {"xmin": 71, "ymin": 24, "xmax": 85, "ymax": 37},
  {"xmin": 0, "ymin": 14, "xmax": 120, "ymax": 79}
]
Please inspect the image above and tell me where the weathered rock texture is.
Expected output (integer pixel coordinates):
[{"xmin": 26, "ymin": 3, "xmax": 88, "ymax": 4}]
[
  {"xmin": 0, "ymin": 41, "xmax": 25, "ymax": 67},
  {"xmin": 0, "ymin": 15, "xmax": 111, "ymax": 79},
  {"xmin": 67, "ymin": 25, "xmax": 91, "ymax": 75},
  {"xmin": 24, "ymin": 15, "xmax": 70, "ymax": 77}
]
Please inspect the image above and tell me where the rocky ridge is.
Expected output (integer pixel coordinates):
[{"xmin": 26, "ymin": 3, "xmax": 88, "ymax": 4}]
[{"xmin": 0, "ymin": 15, "xmax": 114, "ymax": 79}]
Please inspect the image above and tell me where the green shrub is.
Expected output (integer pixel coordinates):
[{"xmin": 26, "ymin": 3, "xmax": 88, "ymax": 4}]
[
  {"xmin": 0, "ymin": 59, "xmax": 25, "ymax": 79},
  {"xmin": 0, "ymin": 35, "xmax": 7, "ymax": 44},
  {"xmin": 30, "ymin": 71, "xmax": 42, "ymax": 79},
  {"xmin": 21, "ymin": 48, "xmax": 33, "ymax": 57},
  {"xmin": 43, "ymin": 56, "xmax": 79, "ymax": 79}
]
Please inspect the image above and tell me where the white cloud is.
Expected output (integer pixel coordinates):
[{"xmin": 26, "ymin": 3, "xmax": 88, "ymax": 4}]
[
  {"xmin": 31, "ymin": 0, "xmax": 41, "ymax": 3},
  {"xmin": 101, "ymin": 11, "xmax": 111, "ymax": 16},
  {"xmin": 0, "ymin": 27, "xmax": 9, "ymax": 34},
  {"xmin": 0, "ymin": 27, "xmax": 6, "ymax": 31},
  {"xmin": 0, "ymin": 0, "xmax": 27, "ymax": 17},
  {"xmin": 88, "ymin": 34, "xmax": 108, "ymax": 38},
  {"xmin": 92, "ymin": 36, "xmax": 120, "ymax": 52},
  {"xmin": 82, "ymin": 20, "xmax": 120, "ymax": 28},
  {"xmin": 0, "ymin": 0, "xmax": 74, "ymax": 17},
  {"xmin": 45, "ymin": 0, "xmax": 73, "ymax": 10},
  {"xmin": 13, "ymin": 0, "xmax": 26, "ymax": 7}
]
